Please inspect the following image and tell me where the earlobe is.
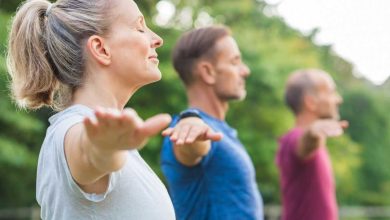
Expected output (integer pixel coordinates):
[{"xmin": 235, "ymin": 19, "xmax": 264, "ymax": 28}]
[
  {"xmin": 86, "ymin": 35, "xmax": 111, "ymax": 66},
  {"xmin": 197, "ymin": 61, "xmax": 216, "ymax": 85}
]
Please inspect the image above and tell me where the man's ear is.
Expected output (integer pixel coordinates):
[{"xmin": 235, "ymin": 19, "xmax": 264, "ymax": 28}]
[
  {"xmin": 303, "ymin": 94, "xmax": 318, "ymax": 112},
  {"xmin": 196, "ymin": 61, "xmax": 216, "ymax": 85},
  {"xmin": 86, "ymin": 35, "xmax": 111, "ymax": 66}
]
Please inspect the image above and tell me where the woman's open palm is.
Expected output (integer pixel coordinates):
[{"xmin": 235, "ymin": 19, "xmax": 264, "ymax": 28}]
[{"xmin": 84, "ymin": 107, "xmax": 171, "ymax": 150}]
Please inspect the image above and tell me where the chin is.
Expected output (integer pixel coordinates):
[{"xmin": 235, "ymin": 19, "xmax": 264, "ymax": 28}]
[
  {"xmin": 237, "ymin": 94, "xmax": 246, "ymax": 101},
  {"xmin": 225, "ymin": 93, "xmax": 246, "ymax": 102},
  {"xmin": 237, "ymin": 91, "xmax": 247, "ymax": 101},
  {"xmin": 319, "ymin": 114, "xmax": 339, "ymax": 120},
  {"xmin": 147, "ymin": 70, "xmax": 162, "ymax": 83},
  {"xmin": 152, "ymin": 73, "xmax": 162, "ymax": 82}
]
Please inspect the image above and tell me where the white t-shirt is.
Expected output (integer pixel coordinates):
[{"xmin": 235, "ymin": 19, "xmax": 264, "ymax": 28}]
[{"xmin": 36, "ymin": 105, "xmax": 175, "ymax": 220}]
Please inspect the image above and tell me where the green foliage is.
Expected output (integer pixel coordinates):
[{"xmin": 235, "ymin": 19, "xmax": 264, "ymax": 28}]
[
  {"xmin": 0, "ymin": 0, "xmax": 389, "ymax": 209},
  {"xmin": 0, "ymin": 0, "xmax": 22, "ymax": 14},
  {"xmin": 0, "ymin": 10, "xmax": 45, "ymax": 207},
  {"xmin": 341, "ymin": 87, "xmax": 390, "ymax": 205},
  {"xmin": 327, "ymin": 136, "xmax": 362, "ymax": 204}
]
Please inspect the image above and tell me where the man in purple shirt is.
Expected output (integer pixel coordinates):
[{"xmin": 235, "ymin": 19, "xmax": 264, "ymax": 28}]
[{"xmin": 276, "ymin": 69, "xmax": 348, "ymax": 220}]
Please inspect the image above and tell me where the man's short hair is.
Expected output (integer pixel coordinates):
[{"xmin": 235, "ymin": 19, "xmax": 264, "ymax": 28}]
[
  {"xmin": 284, "ymin": 69, "xmax": 328, "ymax": 115},
  {"xmin": 172, "ymin": 25, "xmax": 231, "ymax": 86}
]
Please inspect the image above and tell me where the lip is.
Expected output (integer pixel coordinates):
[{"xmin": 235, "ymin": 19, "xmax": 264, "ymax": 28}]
[{"xmin": 148, "ymin": 55, "xmax": 159, "ymax": 64}]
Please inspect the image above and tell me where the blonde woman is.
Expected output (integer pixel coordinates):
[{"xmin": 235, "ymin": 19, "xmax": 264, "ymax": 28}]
[{"xmin": 7, "ymin": 0, "xmax": 175, "ymax": 219}]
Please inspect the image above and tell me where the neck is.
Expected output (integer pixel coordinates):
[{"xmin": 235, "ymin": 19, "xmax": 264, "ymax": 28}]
[
  {"xmin": 186, "ymin": 84, "xmax": 228, "ymax": 120},
  {"xmin": 295, "ymin": 111, "xmax": 318, "ymax": 129},
  {"xmin": 72, "ymin": 70, "xmax": 138, "ymax": 110}
]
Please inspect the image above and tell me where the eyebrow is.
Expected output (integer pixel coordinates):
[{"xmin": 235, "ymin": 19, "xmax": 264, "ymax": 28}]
[
  {"xmin": 231, "ymin": 54, "xmax": 241, "ymax": 61},
  {"xmin": 130, "ymin": 15, "xmax": 144, "ymax": 26}
]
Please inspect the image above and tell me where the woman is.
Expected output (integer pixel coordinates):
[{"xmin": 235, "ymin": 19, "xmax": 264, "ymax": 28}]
[{"xmin": 7, "ymin": 0, "xmax": 175, "ymax": 219}]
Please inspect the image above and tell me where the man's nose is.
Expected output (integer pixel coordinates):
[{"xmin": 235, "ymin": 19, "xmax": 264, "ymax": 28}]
[{"xmin": 241, "ymin": 63, "xmax": 250, "ymax": 78}]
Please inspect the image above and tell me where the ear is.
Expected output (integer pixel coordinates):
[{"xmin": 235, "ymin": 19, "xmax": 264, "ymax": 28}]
[
  {"xmin": 303, "ymin": 94, "xmax": 318, "ymax": 112},
  {"xmin": 196, "ymin": 61, "xmax": 217, "ymax": 85},
  {"xmin": 86, "ymin": 35, "xmax": 111, "ymax": 66}
]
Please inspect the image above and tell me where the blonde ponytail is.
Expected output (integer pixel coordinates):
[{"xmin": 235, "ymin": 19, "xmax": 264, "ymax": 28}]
[
  {"xmin": 7, "ymin": 0, "xmax": 113, "ymax": 110},
  {"xmin": 7, "ymin": 0, "xmax": 58, "ymax": 109}
]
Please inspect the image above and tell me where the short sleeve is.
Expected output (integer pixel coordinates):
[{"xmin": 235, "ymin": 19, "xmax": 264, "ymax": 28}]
[
  {"xmin": 54, "ymin": 115, "xmax": 121, "ymax": 202},
  {"xmin": 281, "ymin": 128, "xmax": 319, "ymax": 167}
]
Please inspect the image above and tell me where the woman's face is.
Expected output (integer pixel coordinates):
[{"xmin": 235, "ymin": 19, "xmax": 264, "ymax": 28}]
[{"xmin": 105, "ymin": 0, "xmax": 163, "ymax": 89}]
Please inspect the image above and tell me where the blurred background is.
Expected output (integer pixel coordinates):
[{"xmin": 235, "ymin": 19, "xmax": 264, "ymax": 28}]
[{"xmin": 0, "ymin": 0, "xmax": 389, "ymax": 219}]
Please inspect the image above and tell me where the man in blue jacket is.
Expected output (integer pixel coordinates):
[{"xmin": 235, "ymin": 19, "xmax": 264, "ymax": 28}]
[{"xmin": 161, "ymin": 25, "xmax": 264, "ymax": 220}]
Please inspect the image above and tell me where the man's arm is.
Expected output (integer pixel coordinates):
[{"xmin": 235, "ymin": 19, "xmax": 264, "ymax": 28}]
[
  {"xmin": 162, "ymin": 117, "xmax": 222, "ymax": 166},
  {"xmin": 296, "ymin": 119, "xmax": 348, "ymax": 160}
]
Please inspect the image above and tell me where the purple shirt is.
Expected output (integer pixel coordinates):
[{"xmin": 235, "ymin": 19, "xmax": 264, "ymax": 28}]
[{"xmin": 276, "ymin": 127, "xmax": 338, "ymax": 220}]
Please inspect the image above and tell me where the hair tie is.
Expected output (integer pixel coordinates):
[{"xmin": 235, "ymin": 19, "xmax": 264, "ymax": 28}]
[{"xmin": 45, "ymin": 4, "xmax": 53, "ymax": 17}]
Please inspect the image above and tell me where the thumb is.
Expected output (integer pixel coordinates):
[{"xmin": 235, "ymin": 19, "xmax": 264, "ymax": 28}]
[
  {"xmin": 138, "ymin": 114, "xmax": 172, "ymax": 137},
  {"xmin": 205, "ymin": 130, "xmax": 223, "ymax": 141}
]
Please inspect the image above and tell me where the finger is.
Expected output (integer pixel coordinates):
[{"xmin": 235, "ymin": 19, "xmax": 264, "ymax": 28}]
[
  {"xmin": 183, "ymin": 125, "xmax": 223, "ymax": 142},
  {"xmin": 94, "ymin": 108, "xmax": 110, "ymax": 127},
  {"xmin": 105, "ymin": 108, "xmax": 122, "ymax": 127},
  {"xmin": 184, "ymin": 126, "xmax": 204, "ymax": 143},
  {"xmin": 184, "ymin": 132, "xmax": 197, "ymax": 143},
  {"xmin": 339, "ymin": 120, "xmax": 349, "ymax": 129},
  {"xmin": 170, "ymin": 129, "xmax": 179, "ymax": 142},
  {"xmin": 162, "ymin": 127, "xmax": 174, "ymax": 136},
  {"xmin": 176, "ymin": 125, "xmax": 192, "ymax": 145},
  {"xmin": 326, "ymin": 128, "xmax": 343, "ymax": 137},
  {"xmin": 121, "ymin": 108, "xmax": 139, "ymax": 128},
  {"xmin": 183, "ymin": 126, "xmax": 203, "ymax": 144},
  {"xmin": 323, "ymin": 123, "xmax": 343, "ymax": 136},
  {"xmin": 138, "ymin": 113, "xmax": 172, "ymax": 138}
]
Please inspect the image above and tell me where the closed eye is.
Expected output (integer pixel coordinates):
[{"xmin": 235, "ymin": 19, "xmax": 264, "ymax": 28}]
[
  {"xmin": 130, "ymin": 16, "xmax": 147, "ymax": 33},
  {"xmin": 231, "ymin": 56, "xmax": 241, "ymax": 65}
]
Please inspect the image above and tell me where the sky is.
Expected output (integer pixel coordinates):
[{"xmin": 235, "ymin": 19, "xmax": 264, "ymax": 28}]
[
  {"xmin": 264, "ymin": 0, "xmax": 390, "ymax": 85},
  {"xmin": 155, "ymin": 0, "xmax": 390, "ymax": 85}
]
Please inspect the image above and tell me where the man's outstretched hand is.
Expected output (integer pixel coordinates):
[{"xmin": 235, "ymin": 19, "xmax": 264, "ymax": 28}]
[
  {"xmin": 309, "ymin": 119, "xmax": 349, "ymax": 139},
  {"xmin": 162, "ymin": 117, "xmax": 222, "ymax": 145}
]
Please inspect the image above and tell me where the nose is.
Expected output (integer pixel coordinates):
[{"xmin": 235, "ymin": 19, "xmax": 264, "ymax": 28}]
[
  {"xmin": 241, "ymin": 63, "xmax": 250, "ymax": 78},
  {"xmin": 150, "ymin": 30, "xmax": 163, "ymax": 48}
]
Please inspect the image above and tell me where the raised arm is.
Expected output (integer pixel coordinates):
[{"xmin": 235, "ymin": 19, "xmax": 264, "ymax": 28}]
[
  {"xmin": 64, "ymin": 107, "xmax": 171, "ymax": 194},
  {"xmin": 162, "ymin": 117, "xmax": 222, "ymax": 166},
  {"xmin": 297, "ymin": 119, "xmax": 348, "ymax": 160}
]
